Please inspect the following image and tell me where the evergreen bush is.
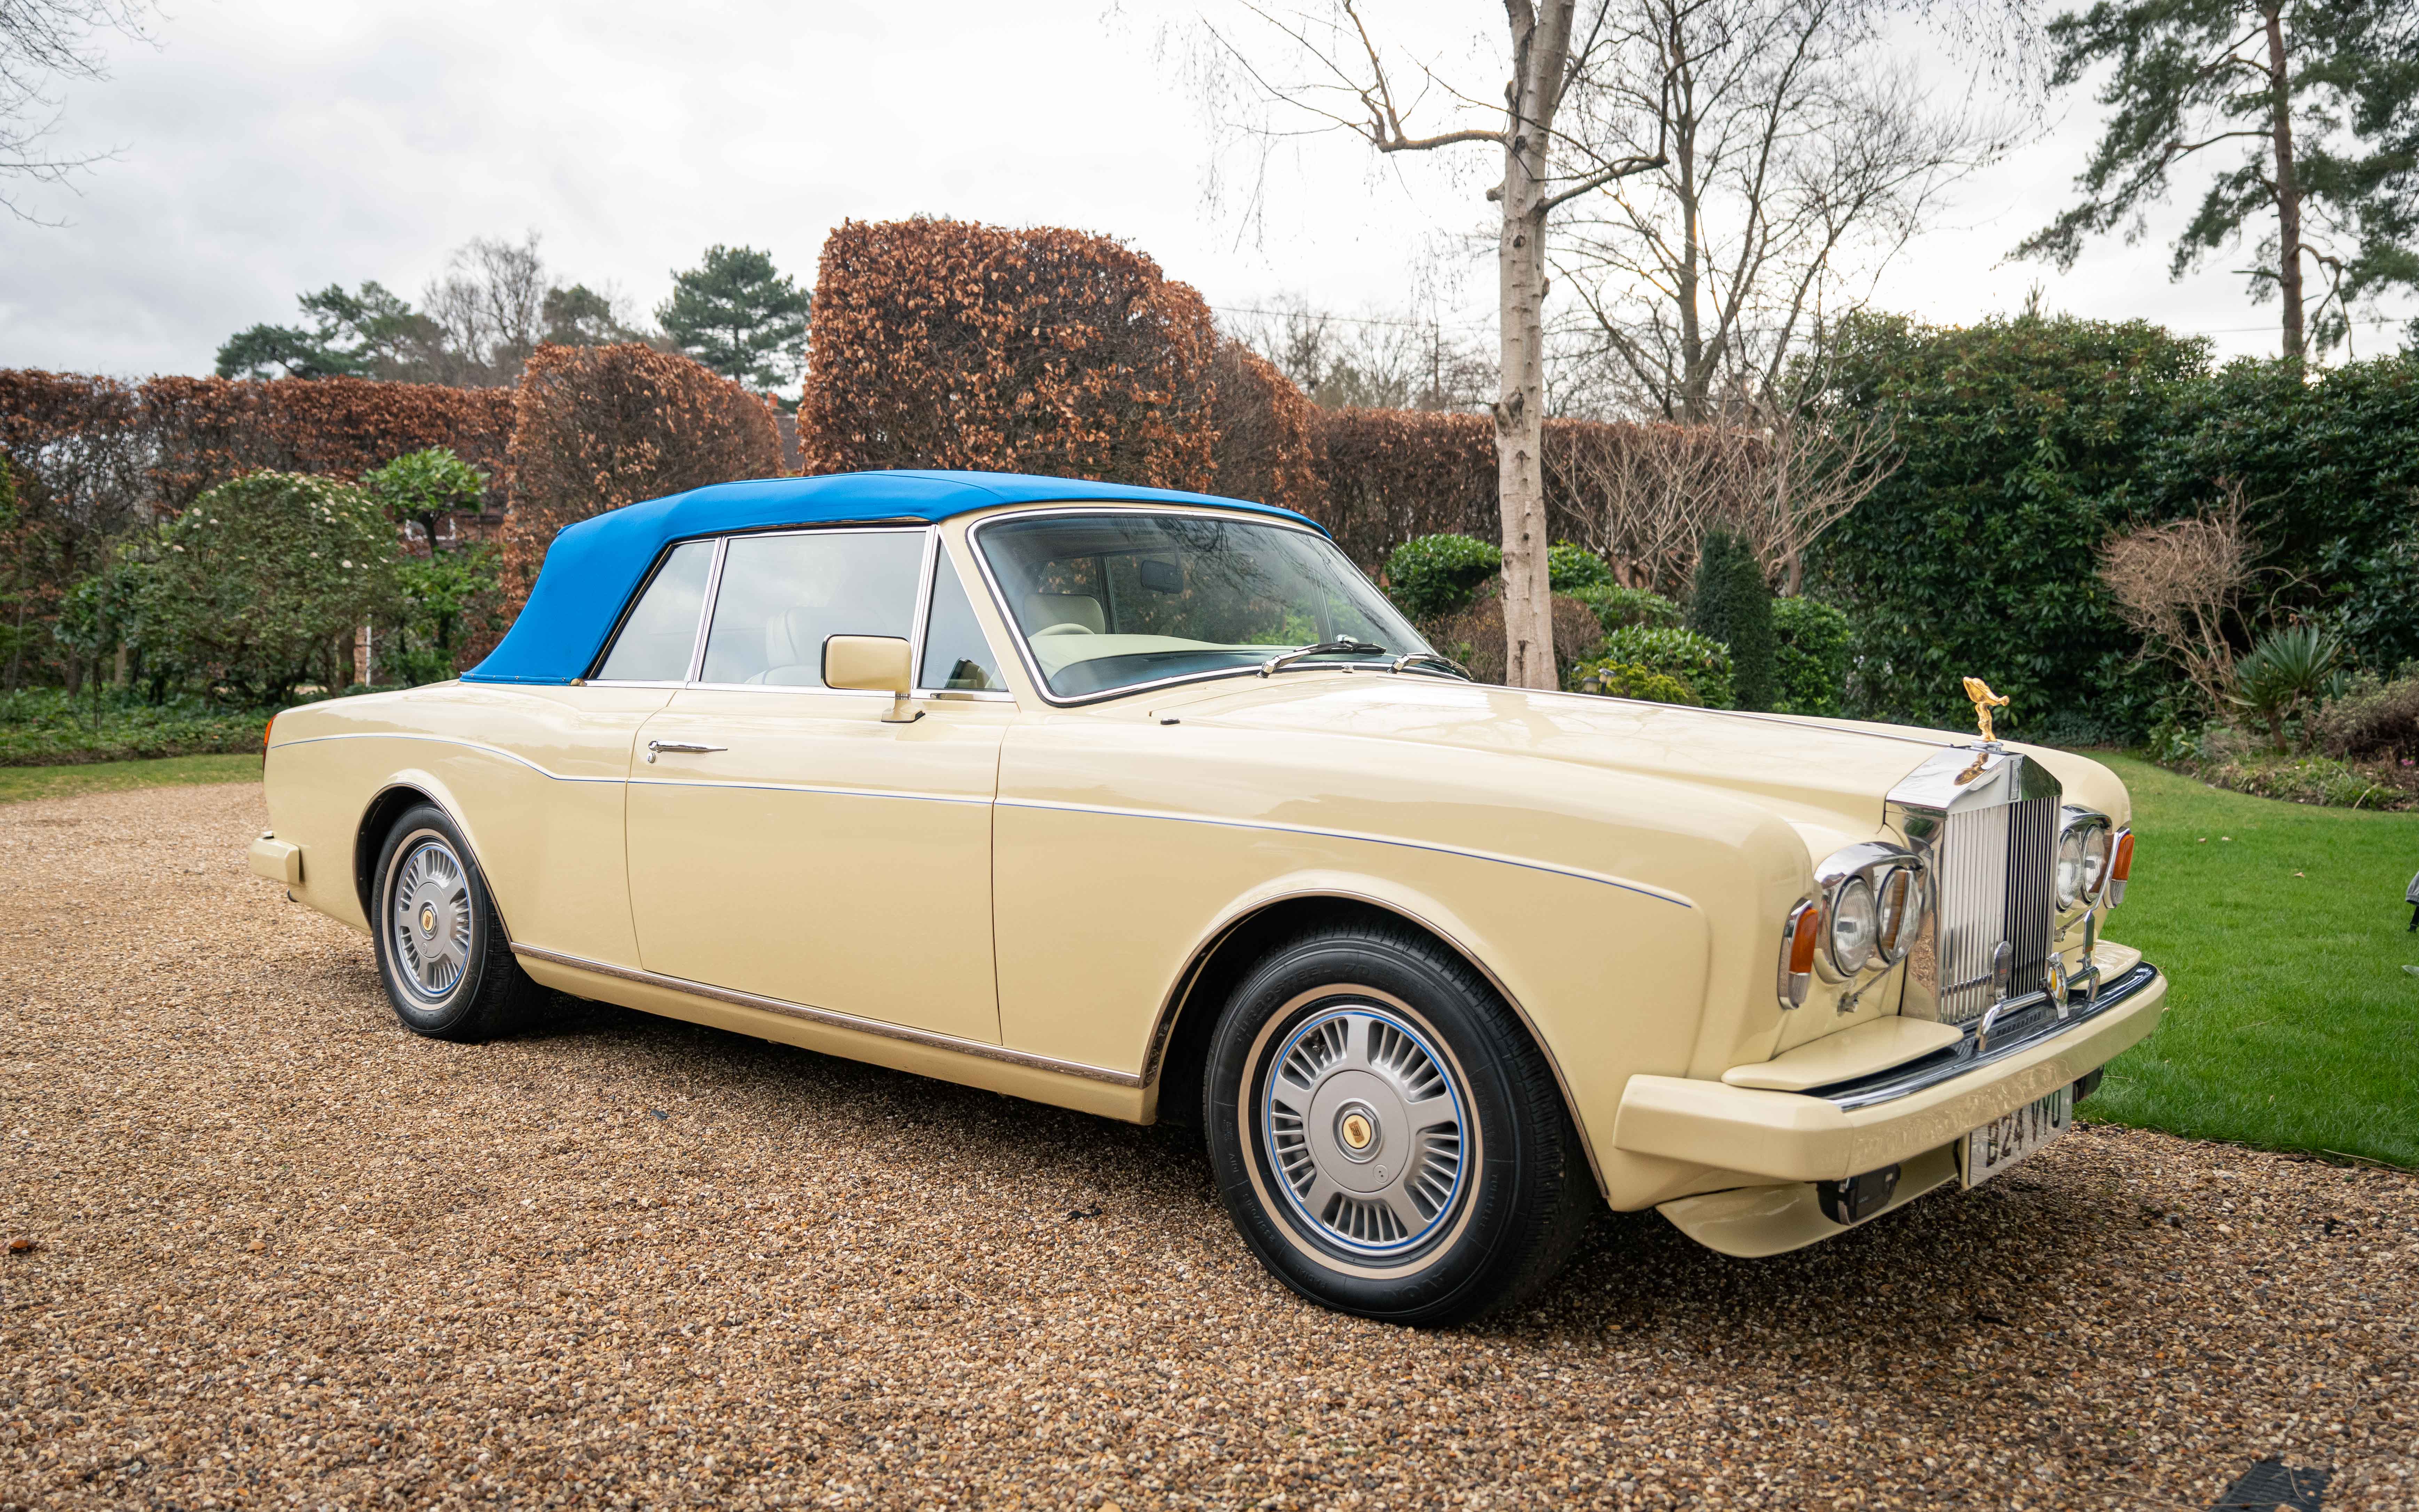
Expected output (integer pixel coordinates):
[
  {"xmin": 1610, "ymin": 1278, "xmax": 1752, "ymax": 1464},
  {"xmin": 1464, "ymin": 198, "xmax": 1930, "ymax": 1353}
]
[
  {"xmin": 1567, "ymin": 583, "xmax": 1682, "ymax": 637},
  {"xmin": 1570, "ymin": 659, "xmax": 1701, "ymax": 706},
  {"xmin": 118, "ymin": 472, "xmax": 401, "ymax": 704},
  {"xmin": 1771, "ymin": 596, "xmax": 1853, "ymax": 717},
  {"xmin": 1547, "ymin": 542, "xmax": 1614, "ymax": 593},
  {"xmin": 1386, "ymin": 534, "xmax": 1502, "ymax": 619},
  {"xmin": 1595, "ymin": 625, "xmax": 1735, "ymax": 709},
  {"xmin": 1687, "ymin": 530, "xmax": 1774, "ymax": 711}
]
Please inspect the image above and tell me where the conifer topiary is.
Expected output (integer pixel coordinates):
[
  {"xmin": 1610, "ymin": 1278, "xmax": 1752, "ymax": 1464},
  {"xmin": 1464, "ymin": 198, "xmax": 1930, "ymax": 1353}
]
[{"xmin": 1688, "ymin": 529, "xmax": 1775, "ymax": 711}]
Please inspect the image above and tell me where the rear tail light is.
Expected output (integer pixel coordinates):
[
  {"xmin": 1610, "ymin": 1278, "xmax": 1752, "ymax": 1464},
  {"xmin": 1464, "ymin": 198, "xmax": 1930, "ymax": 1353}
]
[
  {"xmin": 2107, "ymin": 829, "xmax": 2134, "ymax": 906},
  {"xmin": 263, "ymin": 713, "xmax": 276, "ymax": 751},
  {"xmin": 1777, "ymin": 900, "xmax": 1821, "ymax": 1009}
]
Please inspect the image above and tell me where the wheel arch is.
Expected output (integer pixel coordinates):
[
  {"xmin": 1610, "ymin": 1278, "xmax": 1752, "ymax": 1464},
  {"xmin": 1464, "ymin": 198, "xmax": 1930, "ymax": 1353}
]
[
  {"xmin": 1143, "ymin": 889, "xmax": 1608, "ymax": 1199},
  {"xmin": 353, "ymin": 779, "xmax": 505, "ymax": 934}
]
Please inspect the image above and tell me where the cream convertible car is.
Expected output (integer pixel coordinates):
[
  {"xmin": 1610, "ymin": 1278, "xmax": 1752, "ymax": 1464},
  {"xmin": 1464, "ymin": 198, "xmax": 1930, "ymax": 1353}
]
[{"xmin": 253, "ymin": 470, "xmax": 2164, "ymax": 1324}]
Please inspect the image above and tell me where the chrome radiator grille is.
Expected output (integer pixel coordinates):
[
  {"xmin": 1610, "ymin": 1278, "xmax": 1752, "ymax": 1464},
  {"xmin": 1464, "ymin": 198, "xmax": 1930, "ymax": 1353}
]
[{"xmin": 1933, "ymin": 796, "xmax": 2056, "ymax": 1024}]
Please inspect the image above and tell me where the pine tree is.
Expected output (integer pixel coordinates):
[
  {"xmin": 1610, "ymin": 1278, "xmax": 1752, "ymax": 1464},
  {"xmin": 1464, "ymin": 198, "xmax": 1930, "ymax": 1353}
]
[
  {"xmin": 656, "ymin": 246, "xmax": 812, "ymax": 392},
  {"xmin": 1688, "ymin": 530, "xmax": 1776, "ymax": 712},
  {"xmin": 2015, "ymin": 0, "xmax": 2419, "ymax": 361}
]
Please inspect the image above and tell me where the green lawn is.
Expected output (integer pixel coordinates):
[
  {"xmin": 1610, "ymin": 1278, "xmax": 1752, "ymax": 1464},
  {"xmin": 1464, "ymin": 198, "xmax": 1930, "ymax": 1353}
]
[
  {"xmin": 2087, "ymin": 752, "xmax": 2419, "ymax": 1169},
  {"xmin": 0, "ymin": 752, "xmax": 263, "ymax": 804}
]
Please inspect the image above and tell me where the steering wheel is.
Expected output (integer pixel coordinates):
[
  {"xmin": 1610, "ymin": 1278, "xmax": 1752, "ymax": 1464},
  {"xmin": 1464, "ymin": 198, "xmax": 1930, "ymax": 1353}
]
[{"xmin": 1031, "ymin": 622, "xmax": 1096, "ymax": 636}]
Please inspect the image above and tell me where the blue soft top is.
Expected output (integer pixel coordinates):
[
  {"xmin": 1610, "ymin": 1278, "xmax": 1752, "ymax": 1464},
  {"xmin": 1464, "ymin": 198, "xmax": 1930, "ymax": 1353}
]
[{"xmin": 462, "ymin": 469, "xmax": 1320, "ymax": 686}]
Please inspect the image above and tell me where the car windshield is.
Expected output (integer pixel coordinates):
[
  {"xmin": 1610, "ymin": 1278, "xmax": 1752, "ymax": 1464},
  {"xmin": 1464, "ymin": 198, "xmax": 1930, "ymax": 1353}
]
[{"xmin": 977, "ymin": 512, "xmax": 1434, "ymax": 699}]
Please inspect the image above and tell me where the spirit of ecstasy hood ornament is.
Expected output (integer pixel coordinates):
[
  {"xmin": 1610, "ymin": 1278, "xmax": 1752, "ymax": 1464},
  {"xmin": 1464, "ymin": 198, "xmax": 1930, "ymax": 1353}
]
[{"xmin": 1962, "ymin": 676, "xmax": 2009, "ymax": 745}]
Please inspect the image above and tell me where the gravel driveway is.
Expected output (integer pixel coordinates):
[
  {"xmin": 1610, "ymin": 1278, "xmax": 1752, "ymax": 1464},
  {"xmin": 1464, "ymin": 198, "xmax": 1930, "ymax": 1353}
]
[{"xmin": 2, "ymin": 783, "xmax": 2412, "ymax": 1511}]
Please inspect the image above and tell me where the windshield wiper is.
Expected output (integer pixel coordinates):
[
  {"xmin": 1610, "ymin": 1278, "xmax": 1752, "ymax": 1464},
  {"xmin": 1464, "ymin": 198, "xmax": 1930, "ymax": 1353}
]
[
  {"xmin": 1390, "ymin": 651, "xmax": 1472, "ymax": 680},
  {"xmin": 1257, "ymin": 638, "xmax": 1391, "ymax": 677}
]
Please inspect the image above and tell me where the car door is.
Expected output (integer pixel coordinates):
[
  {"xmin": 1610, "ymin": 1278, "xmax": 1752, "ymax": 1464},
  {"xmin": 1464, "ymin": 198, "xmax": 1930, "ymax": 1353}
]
[{"xmin": 624, "ymin": 527, "xmax": 1014, "ymax": 1044}]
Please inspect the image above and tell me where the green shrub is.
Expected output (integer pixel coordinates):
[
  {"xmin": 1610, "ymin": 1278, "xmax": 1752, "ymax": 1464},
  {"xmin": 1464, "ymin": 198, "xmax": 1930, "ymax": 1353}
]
[
  {"xmin": 1770, "ymin": 596, "xmax": 1853, "ymax": 717},
  {"xmin": 120, "ymin": 471, "xmax": 401, "ymax": 705},
  {"xmin": 2228, "ymin": 624, "xmax": 2341, "ymax": 752},
  {"xmin": 1566, "ymin": 583, "xmax": 1682, "ymax": 637},
  {"xmin": 1547, "ymin": 542, "xmax": 1614, "ymax": 593},
  {"xmin": 1596, "ymin": 624, "xmax": 1735, "ymax": 709},
  {"xmin": 1385, "ymin": 534, "xmax": 1502, "ymax": 618},
  {"xmin": 389, "ymin": 544, "xmax": 505, "ymax": 686},
  {"xmin": 1570, "ymin": 659, "xmax": 1701, "ymax": 706},
  {"xmin": 2308, "ymin": 668, "xmax": 2419, "ymax": 763},
  {"xmin": 2198, "ymin": 751, "xmax": 2414, "ymax": 810},
  {"xmin": 361, "ymin": 447, "xmax": 487, "ymax": 551},
  {"xmin": 0, "ymin": 687, "xmax": 266, "ymax": 766}
]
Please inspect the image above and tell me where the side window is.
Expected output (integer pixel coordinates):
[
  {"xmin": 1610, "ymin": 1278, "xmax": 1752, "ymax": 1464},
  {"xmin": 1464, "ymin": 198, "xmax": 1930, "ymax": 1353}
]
[
  {"xmin": 700, "ymin": 530, "xmax": 924, "ymax": 686},
  {"xmin": 595, "ymin": 540, "xmax": 714, "ymax": 682},
  {"xmin": 920, "ymin": 553, "xmax": 1007, "ymax": 692}
]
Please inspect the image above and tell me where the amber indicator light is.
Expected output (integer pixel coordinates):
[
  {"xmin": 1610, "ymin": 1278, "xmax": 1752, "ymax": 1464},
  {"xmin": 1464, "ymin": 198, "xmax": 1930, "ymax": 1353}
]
[{"xmin": 1787, "ymin": 901, "xmax": 1822, "ymax": 977}]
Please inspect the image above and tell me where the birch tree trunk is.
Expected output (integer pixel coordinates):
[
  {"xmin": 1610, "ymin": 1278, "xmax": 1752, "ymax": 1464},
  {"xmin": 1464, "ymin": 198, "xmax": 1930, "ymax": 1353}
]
[{"xmin": 1495, "ymin": 0, "xmax": 1577, "ymax": 692}]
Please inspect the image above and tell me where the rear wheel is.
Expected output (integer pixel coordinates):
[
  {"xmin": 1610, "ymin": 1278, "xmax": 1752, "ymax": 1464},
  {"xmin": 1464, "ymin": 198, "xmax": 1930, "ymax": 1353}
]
[
  {"xmin": 1203, "ymin": 924, "xmax": 1595, "ymax": 1326},
  {"xmin": 371, "ymin": 804, "xmax": 537, "ymax": 1041}
]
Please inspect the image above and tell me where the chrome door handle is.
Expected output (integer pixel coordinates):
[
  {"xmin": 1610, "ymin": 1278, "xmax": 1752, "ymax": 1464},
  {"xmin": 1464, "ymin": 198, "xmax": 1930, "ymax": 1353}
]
[{"xmin": 645, "ymin": 740, "xmax": 727, "ymax": 763}]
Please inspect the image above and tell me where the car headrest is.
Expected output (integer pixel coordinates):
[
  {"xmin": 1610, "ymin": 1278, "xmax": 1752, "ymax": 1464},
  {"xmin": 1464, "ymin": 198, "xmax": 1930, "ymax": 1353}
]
[
  {"xmin": 1023, "ymin": 593, "xmax": 1105, "ymax": 634},
  {"xmin": 764, "ymin": 606, "xmax": 828, "ymax": 669}
]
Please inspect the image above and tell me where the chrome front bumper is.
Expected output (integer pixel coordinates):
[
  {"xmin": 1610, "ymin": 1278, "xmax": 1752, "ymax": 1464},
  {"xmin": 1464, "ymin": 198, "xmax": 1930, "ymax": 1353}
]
[
  {"xmin": 1805, "ymin": 960, "xmax": 2161, "ymax": 1110},
  {"xmin": 1611, "ymin": 945, "xmax": 2167, "ymax": 1185}
]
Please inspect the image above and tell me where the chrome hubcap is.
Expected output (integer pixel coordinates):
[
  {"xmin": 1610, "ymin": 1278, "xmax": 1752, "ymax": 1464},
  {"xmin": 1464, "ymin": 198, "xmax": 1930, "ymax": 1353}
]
[
  {"xmin": 1261, "ymin": 1005, "xmax": 1468, "ymax": 1256},
  {"xmin": 390, "ymin": 840, "xmax": 472, "ymax": 1001}
]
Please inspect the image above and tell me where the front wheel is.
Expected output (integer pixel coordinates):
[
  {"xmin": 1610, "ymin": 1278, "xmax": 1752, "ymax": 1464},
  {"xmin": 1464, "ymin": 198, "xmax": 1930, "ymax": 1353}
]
[
  {"xmin": 371, "ymin": 804, "xmax": 537, "ymax": 1041},
  {"xmin": 1203, "ymin": 924, "xmax": 1595, "ymax": 1326}
]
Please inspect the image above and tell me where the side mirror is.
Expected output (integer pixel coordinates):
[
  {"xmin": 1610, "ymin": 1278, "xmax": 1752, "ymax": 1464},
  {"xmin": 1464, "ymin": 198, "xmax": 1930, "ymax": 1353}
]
[{"xmin": 823, "ymin": 635, "xmax": 921, "ymax": 723}]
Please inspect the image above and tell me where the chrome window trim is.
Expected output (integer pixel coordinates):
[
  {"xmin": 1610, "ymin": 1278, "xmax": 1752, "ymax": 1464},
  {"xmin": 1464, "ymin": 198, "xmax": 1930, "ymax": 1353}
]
[
  {"xmin": 916, "ymin": 535, "xmax": 1017, "ymax": 697},
  {"xmin": 964, "ymin": 504, "xmax": 1426, "ymax": 709},
  {"xmin": 683, "ymin": 536, "xmax": 730, "ymax": 684},
  {"xmin": 905, "ymin": 526, "xmax": 941, "ymax": 686}
]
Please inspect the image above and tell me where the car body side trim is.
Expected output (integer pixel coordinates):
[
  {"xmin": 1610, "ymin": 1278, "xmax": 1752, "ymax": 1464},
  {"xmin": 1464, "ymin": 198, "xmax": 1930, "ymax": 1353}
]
[
  {"xmin": 1808, "ymin": 962, "xmax": 2161, "ymax": 1108},
  {"xmin": 509, "ymin": 943, "xmax": 1144, "ymax": 1088},
  {"xmin": 996, "ymin": 797, "xmax": 1692, "ymax": 908}
]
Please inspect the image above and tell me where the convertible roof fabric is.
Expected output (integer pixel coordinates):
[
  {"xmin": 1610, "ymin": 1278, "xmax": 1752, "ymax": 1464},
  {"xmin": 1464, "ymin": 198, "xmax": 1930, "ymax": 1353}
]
[{"xmin": 461, "ymin": 469, "xmax": 1322, "ymax": 686}]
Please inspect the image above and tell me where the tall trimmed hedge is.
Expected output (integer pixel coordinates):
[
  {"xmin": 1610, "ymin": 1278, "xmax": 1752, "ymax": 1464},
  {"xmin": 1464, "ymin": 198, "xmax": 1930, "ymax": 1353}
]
[
  {"xmin": 501, "ymin": 343, "xmax": 782, "ymax": 620},
  {"xmin": 800, "ymin": 219, "xmax": 1221, "ymax": 489},
  {"xmin": 0, "ymin": 370, "xmax": 516, "ymax": 690}
]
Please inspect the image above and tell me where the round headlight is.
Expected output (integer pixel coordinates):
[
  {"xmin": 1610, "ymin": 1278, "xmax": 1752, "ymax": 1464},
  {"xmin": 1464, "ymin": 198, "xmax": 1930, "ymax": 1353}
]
[
  {"xmin": 2079, "ymin": 824, "xmax": 2113, "ymax": 902},
  {"xmin": 1874, "ymin": 866, "xmax": 1916, "ymax": 963},
  {"xmin": 2055, "ymin": 826, "xmax": 2089, "ymax": 910},
  {"xmin": 1829, "ymin": 876, "xmax": 1878, "ymax": 975}
]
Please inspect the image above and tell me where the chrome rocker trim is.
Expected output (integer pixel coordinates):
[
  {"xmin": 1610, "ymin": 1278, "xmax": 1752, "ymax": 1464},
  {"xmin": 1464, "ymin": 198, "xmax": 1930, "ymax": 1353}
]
[
  {"xmin": 1807, "ymin": 961, "xmax": 2161, "ymax": 1110},
  {"xmin": 509, "ymin": 944, "xmax": 1144, "ymax": 1088}
]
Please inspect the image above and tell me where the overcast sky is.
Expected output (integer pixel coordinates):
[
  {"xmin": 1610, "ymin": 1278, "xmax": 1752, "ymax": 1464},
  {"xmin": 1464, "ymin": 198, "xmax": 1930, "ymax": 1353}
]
[{"xmin": 3, "ymin": 0, "xmax": 2410, "ymax": 385}]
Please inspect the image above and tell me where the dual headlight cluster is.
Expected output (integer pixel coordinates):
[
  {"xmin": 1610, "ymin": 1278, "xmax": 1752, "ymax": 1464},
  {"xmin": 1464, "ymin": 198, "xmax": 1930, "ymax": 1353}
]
[
  {"xmin": 2056, "ymin": 806, "xmax": 2117, "ymax": 914},
  {"xmin": 1778, "ymin": 843, "xmax": 1930, "ymax": 1009},
  {"xmin": 1778, "ymin": 810, "xmax": 2136, "ymax": 1009}
]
